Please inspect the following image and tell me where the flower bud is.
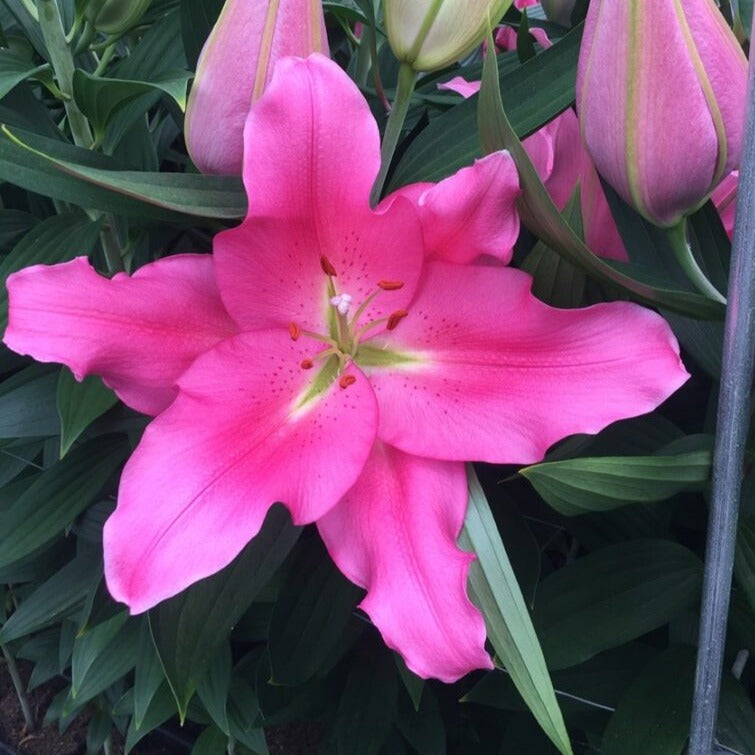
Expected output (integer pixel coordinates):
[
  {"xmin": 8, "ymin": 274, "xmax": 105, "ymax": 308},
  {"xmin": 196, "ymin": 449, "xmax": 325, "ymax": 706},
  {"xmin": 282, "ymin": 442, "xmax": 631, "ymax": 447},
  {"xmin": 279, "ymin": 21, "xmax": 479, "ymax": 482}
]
[
  {"xmin": 185, "ymin": 0, "xmax": 329, "ymax": 174},
  {"xmin": 540, "ymin": 0, "xmax": 576, "ymax": 27},
  {"xmin": 384, "ymin": 0, "xmax": 510, "ymax": 72},
  {"xmin": 85, "ymin": 0, "xmax": 151, "ymax": 35},
  {"xmin": 576, "ymin": 0, "xmax": 747, "ymax": 228}
]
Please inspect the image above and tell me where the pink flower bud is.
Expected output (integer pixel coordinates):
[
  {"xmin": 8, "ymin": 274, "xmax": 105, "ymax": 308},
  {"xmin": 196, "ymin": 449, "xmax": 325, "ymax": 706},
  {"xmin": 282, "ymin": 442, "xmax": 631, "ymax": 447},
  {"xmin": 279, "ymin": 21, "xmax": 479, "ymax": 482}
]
[
  {"xmin": 576, "ymin": 0, "xmax": 747, "ymax": 227},
  {"xmin": 185, "ymin": 0, "xmax": 329, "ymax": 174}
]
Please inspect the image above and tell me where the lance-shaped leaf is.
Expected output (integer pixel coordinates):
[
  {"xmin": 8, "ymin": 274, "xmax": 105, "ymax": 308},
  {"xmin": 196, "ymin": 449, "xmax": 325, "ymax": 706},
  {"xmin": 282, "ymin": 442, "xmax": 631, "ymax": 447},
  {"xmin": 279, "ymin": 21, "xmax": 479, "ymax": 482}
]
[
  {"xmin": 149, "ymin": 505, "xmax": 300, "ymax": 719},
  {"xmin": 0, "ymin": 125, "xmax": 246, "ymax": 221},
  {"xmin": 521, "ymin": 437, "xmax": 712, "ymax": 516},
  {"xmin": 460, "ymin": 468, "xmax": 574, "ymax": 755}
]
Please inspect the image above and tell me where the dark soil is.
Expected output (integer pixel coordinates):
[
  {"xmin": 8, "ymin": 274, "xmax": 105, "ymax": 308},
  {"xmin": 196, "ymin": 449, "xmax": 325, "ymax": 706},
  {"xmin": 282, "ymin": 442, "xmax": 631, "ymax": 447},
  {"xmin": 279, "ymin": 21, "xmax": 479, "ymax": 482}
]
[
  {"xmin": 0, "ymin": 662, "xmax": 322, "ymax": 754},
  {"xmin": 0, "ymin": 661, "xmax": 178, "ymax": 755}
]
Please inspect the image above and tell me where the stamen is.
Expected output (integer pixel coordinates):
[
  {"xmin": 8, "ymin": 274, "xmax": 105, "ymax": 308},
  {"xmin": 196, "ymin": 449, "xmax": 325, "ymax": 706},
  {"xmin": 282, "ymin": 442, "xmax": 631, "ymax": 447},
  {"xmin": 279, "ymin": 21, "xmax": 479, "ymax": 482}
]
[
  {"xmin": 330, "ymin": 293, "xmax": 353, "ymax": 315},
  {"xmin": 288, "ymin": 322, "xmax": 300, "ymax": 341},
  {"xmin": 300, "ymin": 358, "xmax": 314, "ymax": 369},
  {"xmin": 387, "ymin": 309, "xmax": 408, "ymax": 330},
  {"xmin": 378, "ymin": 280, "xmax": 404, "ymax": 291},
  {"xmin": 320, "ymin": 255, "xmax": 338, "ymax": 277},
  {"xmin": 339, "ymin": 374, "xmax": 357, "ymax": 389}
]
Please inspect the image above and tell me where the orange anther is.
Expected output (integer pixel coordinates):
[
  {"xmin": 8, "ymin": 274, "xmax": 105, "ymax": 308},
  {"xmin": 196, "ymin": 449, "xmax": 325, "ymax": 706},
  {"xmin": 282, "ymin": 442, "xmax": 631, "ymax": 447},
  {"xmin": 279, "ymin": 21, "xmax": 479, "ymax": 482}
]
[
  {"xmin": 300, "ymin": 358, "xmax": 314, "ymax": 369},
  {"xmin": 339, "ymin": 374, "xmax": 357, "ymax": 389},
  {"xmin": 378, "ymin": 280, "xmax": 405, "ymax": 291},
  {"xmin": 386, "ymin": 309, "xmax": 408, "ymax": 330},
  {"xmin": 288, "ymin": 322, "xmax": 300, "ymax": 341},
  {"xmin": 320, "ymin": 255, "xmax": 338, "ymax": 277}
]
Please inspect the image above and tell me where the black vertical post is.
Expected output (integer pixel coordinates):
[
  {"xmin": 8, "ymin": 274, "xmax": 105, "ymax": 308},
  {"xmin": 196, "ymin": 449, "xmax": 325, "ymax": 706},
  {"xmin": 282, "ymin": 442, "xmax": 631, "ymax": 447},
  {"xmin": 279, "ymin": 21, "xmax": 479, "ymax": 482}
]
[{"xmin": 687, "ymin": 17, "xmax": 755, "ymax": 755}]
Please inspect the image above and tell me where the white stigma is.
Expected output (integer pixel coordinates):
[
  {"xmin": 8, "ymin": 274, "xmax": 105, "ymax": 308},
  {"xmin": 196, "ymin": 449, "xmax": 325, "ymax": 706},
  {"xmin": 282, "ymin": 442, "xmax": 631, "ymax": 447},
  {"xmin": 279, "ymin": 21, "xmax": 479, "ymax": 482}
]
[{"xmin": 330, "ymin": 292, "xmax": 353, "ymax": 315}]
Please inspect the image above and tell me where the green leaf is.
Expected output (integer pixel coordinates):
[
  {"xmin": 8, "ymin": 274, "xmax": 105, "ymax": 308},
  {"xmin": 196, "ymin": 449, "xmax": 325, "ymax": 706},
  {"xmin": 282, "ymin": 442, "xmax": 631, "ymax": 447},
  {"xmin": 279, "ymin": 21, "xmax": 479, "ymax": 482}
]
[
  {"xmin": 0, "ymin": 552, "xmax": 99, "ymax": 643},
  {"xmin": 465, "ymin": 643, "xmax": 656, "ymax": 715},
  {"xmin": 125, "ymin": 682, "xmax": 177, "ymax": 754},
  {"xmin": 390, "ymin": 25, "xmax": 583, "ymax": 189},
  {"xmin": 395, "ymin": 685, "xmax": 445, "ymax": 755},
  {"xmin": 57, "ymin": 369, "xmax": 119, "ymax": 457},
  {"xmin": 0, "ymin": 437, "xmax": 127, "ymax": 567},
  {"xmin": 533, "ymin": 540, "xmax": 703, "ymax": 670},
  {"xmin": 180, "ymin": 0, "xmax": 224, "ymax": 68},
  {"xmin": 149, "ymin": 505, "xmax": 300, "ymax": 718},
  {"xmin": 86, "ymin": 710, "xmax": 112, "ymax": 755},
  {"xmin": 227, "ymin": 671, "xmax": 268, "ymax": 754},
  {"xmin": 70, "ymin": 613, "xmax": 141, "ymax": 706},
  {"xmin": 335, "ymin": 650, "xmax": 398, "ymax": 755},
  {"xmin": 718, "ymin": 672, "xmax": 755, "ymax": 754},
  {"xmin": 394, "ymin": 654, "xmax": 424, "ymax": 712},
  {"xmin": 133, "ymin": 626, "xmax": 167, "ymax": 730},
  {"xmin": 474, "ymin": 31, "xmax": 725, "ymax": 321},
  {"xmin": 0, "ymin": 211, "xmax": 102, "ymax": 331},
  {"xmin": 0, "ymin": 364, "xmax": 60, "ymax": 438},
  {"xmin": 268, "ymin": 537, "xmax": 362, "ymax": 686},
  {"xmin": 521, "ymin": 441, "xmax": 712, "ymax": 516},
  {"xmin": 520, "ymin": 188, "xmax": 586, "ymax": 308},
  {"xmin": 734, "ymin": 514, "xmax": 755, "ymax": 613},
  {"xmin": 459, "ymin": 467, "xmax": 573, "ymax": 755},
  {"xmin": 0, "ymin": 125, "xmax": 246, "ymax": 221},
  {"xmin": 601, "ymin": 645, "xmax": 695, "ymax": 755},
  {"xmin": 0, "ymin": 209, "xmax": 36, "ymax": 251},
  {"xmin": 197, "ymin": 643, "xmax": 232, "ymax": 735},
  {"xmin": 0, "ymin": 48, "xmax": 48, "ymax": 99},
  {"xmin": 191, "ymin": 725, "xmax": 229, "ymax": 755},
  {"xmin": 73, "ymin": 69, "xmax": 193, "ymax": 143}
]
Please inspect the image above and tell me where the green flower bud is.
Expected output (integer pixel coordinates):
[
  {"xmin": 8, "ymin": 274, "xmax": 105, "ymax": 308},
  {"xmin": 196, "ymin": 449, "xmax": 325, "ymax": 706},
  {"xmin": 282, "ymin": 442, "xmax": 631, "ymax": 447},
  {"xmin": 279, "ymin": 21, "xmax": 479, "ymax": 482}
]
[{"xmin": 85, "ymin": 0, "xmax": 152, "ymax": 35}]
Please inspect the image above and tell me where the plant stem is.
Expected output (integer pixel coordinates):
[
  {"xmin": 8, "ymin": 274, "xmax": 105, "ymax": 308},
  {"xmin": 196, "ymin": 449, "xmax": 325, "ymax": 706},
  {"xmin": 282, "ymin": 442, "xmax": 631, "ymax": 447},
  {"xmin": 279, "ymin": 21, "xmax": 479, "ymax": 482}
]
[
  {"xmin": 93, "ymin": 43, "xmax": 115, "ymax": 76},
  {"xmin": 101, "ymin": 216, "xmax": 125, "ymax": 273},
  {"xmin": 369, "ymin": 62, "xmax": 417, "ymax": 206},
  {"xmin": 37, "ymin": 0, "xmax": 94, "ymax": 149},
  {"xmin": 667, "ymin": 219, "xmax": 727, "ymax": 304},
  {"xmin": 1, "ymin": 644, "xmax": 36, "ymax": 731}
]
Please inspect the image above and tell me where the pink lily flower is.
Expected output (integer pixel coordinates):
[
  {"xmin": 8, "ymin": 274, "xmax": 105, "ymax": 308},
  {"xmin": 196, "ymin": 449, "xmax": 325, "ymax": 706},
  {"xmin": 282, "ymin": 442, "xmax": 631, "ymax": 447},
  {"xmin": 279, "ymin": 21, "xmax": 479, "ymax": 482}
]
[
  {"xmin": 4, "ymin": 55, "xmax": 688, "ymax": 682},
  {"xmin": 184, "ymin": 0, "xmax": 329, "ymax": 175}
]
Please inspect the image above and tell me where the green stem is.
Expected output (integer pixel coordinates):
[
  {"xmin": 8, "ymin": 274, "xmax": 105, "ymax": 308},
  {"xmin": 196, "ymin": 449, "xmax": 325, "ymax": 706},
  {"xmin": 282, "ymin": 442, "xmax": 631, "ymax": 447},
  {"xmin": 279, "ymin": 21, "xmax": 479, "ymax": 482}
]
[
  {"xmin": 64, "ymin": 10, "xmax": 83, "ymax": 44},
  {"xmin": 37, "ymin": 0, "xmax": 94, "ymax": 149},
  {"xmin": 368, "ymin": 24, "xmax": 390, "ymax": 114},
  {"xmin": 100, "ymin": 216, "xmax": 125, "ymax": 273},
  {"xmin": 369, "ymin": 62, "xmax": 417, "ymax": 206},
  {"xmin": 667, "ymin": 219, "xmax": 727, "ymax": 304},
  {"xmin": 1, "ymin": 644, "xmax": 36, "ymax": 731},
  {"xmin": 73, "ymin": 20, "xmax": 97, "ymax": 55},
  {"xmin": 93, "ymin": 43, "xmax": 115, "ymax": 76}
]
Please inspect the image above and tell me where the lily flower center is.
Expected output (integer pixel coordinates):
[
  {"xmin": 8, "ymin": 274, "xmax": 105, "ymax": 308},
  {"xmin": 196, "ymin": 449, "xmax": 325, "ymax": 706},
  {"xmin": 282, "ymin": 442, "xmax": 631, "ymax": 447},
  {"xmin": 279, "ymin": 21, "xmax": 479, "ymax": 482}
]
[{"xmin": 288, "ymin": 256, "xmax": 409, "ymax": 382}]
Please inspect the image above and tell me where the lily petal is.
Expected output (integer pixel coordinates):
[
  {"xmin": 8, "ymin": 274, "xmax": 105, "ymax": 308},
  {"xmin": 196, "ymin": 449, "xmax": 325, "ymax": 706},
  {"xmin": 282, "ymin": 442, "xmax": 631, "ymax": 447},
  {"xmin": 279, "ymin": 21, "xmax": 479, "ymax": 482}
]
[
  {"xmin": 4, "ymin": 255, "xmax": 238, "ymax": 415},
  {"xmin": 104, "ymin": 329, "xmax": 378, "ymax": 613},
  {"xmin": 437, "ymin": 76, "xmax": 481, "ymax": 98},
  {"xmin": 214, "ymin": 54, "xmax": 424, "ymax": 332},
  {"xmin": 317, "ymin": 442, "xmax": 491, "ymax": 682},
  {"xmin": 367, "ymin": 262, "xmax": 689, "ymax": 464},
  {"xmin": 386, "ymin": 152, "xmax": 520, "ymax": 265}
]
